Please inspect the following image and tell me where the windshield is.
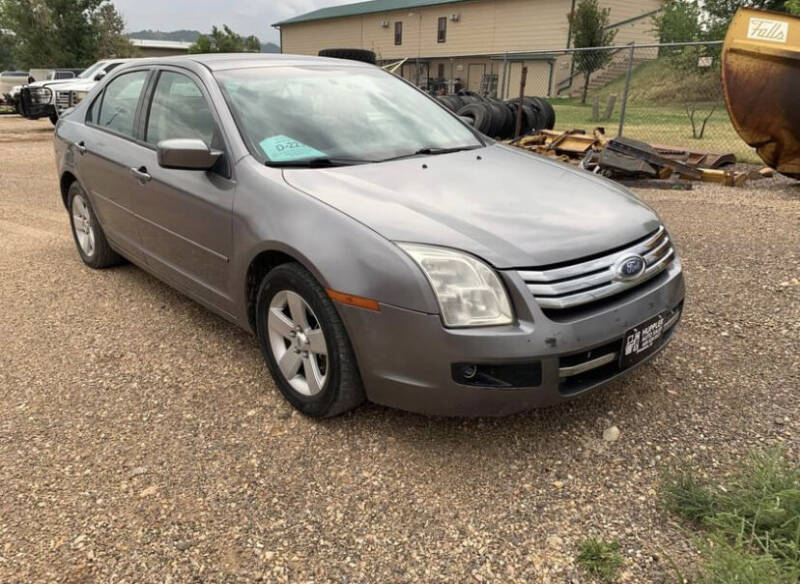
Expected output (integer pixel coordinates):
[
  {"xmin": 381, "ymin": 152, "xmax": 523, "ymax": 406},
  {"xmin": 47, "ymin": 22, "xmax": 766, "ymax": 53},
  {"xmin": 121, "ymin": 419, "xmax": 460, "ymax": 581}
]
[
  {"xmin": 215, "ymin": 66, "xmax": 482, "ymax": 165},
  {"xmin": 78, "ymin": 61, "xmax": 106, "ymax": 79}
]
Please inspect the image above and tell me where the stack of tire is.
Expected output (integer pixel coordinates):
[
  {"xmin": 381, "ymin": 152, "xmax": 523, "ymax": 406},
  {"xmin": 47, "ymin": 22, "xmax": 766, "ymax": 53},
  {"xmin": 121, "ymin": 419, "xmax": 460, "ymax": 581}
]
[{"xmin": 438, "ymin": 91, "xmax": 556, "ymax": 139}]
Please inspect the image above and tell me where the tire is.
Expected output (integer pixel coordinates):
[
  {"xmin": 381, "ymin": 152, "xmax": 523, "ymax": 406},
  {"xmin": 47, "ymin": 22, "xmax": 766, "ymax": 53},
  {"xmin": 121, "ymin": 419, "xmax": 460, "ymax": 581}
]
[
  {"xmin": 521, "ymin": 103, "xmax": 541, "ymax": 133},
  {"xmin": 456, "ymin": 103, "xmax": 493, "ymax": 135},
  {"xmin": 530, "ymin": 97, "xmax": 556, "ymax": 129},
  {"xmin": 255, "ymin": 263, "xmax": 365, "ymax": 417},
  {"xmin": 318, "ymin": 48, "xmax": 376, "ymax": 65},
  {"xmin": 49, "ymin": 113, "xmax": 58, "ymax": 125},
  {"xmin": 67, "ymin": 181, "xmax": 122, "ymax": 269},
  {"xmin": 438, "ymin": 95, "xmax": 464, "ymax": 112}
]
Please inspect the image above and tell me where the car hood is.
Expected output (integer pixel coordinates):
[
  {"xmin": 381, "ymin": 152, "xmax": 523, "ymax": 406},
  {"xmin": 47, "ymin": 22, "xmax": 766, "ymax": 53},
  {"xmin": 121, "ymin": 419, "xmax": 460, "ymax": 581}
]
[
  {"xmin": 28, "ymin": 79, "xmax": 76, "ymax": 89},
  {"xmin": 54, "ymin": 81, "xmax": 95, "ymax": 92},
  {"xmin": 282, "ymin": 144, "xmax": 661, "ymax": 268}
]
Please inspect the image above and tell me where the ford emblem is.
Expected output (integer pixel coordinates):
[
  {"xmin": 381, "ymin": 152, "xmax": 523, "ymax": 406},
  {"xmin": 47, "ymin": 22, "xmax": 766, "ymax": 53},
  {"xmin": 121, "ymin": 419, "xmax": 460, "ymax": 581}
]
[{"xmin": 614, "ymin": 254, "xmax": 646, "ymax": 280}]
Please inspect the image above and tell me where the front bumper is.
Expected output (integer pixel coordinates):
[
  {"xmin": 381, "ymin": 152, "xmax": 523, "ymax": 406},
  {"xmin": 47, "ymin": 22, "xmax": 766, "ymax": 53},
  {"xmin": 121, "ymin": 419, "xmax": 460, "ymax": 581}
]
[
  {"xmin": 340, "ymin": 260, "xmax": 685, "ymax": 416},
  {"xmin": 18, "ymin": 87, "xmax": 55, "ymax": 119}
]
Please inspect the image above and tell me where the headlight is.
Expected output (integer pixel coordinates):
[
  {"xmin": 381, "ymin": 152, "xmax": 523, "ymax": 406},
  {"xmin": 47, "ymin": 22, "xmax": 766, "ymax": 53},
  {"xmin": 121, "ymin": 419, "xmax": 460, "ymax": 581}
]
[
  {"xmin": 73, "ymin": 90, "xmax": 89, "ymax": 105},
  {"xmin": 398, "ymin": 243, "xmax": 513, "ymax": 327},
  {"xmin": 30, "ymin": 87, "xmax": 52, "ymax": 104}
]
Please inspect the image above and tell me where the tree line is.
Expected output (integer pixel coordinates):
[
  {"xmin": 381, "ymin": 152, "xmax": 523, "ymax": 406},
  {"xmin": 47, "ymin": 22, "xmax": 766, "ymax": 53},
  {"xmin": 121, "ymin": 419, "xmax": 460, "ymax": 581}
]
[{"xmin": 0, "ymin": 0, "xmax": 262, "ymax": 71}]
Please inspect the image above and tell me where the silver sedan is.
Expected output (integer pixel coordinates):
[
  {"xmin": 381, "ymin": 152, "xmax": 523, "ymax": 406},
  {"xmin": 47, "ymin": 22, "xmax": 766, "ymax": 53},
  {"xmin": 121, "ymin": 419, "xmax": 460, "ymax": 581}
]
[{"xmin": 54, "ymin": 54, "xmax": 684, "ymax": 417}]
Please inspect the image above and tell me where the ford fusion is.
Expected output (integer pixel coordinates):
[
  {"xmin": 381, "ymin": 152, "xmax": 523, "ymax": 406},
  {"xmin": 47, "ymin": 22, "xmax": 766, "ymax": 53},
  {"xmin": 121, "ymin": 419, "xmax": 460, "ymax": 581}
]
[{"xmin": 54, "ymin": 54, "xmax": 684, "ymax": 417}]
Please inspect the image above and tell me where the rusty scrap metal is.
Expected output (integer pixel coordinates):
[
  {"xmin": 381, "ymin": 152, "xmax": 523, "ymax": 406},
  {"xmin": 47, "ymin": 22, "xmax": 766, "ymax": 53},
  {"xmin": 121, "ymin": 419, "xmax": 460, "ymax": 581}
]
[{"xmin": 508, "ymin": 127, "xmax": 746, "ymax": 186}]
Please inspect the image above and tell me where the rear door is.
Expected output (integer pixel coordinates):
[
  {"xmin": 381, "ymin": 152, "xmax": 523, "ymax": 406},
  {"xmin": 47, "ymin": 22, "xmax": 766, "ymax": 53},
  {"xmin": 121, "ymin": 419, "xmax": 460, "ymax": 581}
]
[
  {"xmin": 78, "ymin": 69, "xmax": 152, "ymax": 260},
  {"xmin": 130, "ymin": 67, "xmax": 235, "ymax": 313}
]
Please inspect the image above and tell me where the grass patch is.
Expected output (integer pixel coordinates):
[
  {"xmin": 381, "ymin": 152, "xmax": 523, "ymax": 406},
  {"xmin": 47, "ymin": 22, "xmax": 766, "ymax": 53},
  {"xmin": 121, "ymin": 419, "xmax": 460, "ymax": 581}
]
[
  {"xmin": 576, "ymin": 538, "xmax": 624, "ymax": 583},
  {"xmin": 593, "ymin": 59, "xmax": 723, "ymax": 106},
  {"xmin": 542, "ymin": 57, "xmax": 761, "ymax": 164},
  {"xmin": 544, "ymin": 99, "xmax": 760, "ymax": 164},
  {"xmin": 661, "ymin": 448, "xmax": 800, "ymax": 583}
]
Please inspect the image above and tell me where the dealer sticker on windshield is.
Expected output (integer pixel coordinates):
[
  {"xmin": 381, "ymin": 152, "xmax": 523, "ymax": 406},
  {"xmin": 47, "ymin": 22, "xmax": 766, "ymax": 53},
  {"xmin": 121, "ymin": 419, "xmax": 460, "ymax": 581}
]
[{"xmin": 259, "ymin": 135, "xmax": 325, "ymax": 162}]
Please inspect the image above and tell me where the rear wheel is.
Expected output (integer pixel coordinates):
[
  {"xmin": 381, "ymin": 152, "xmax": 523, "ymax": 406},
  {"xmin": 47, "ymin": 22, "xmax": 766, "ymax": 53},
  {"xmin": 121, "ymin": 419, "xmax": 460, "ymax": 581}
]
[
  {"xmin": 68, "ymin": 182, "xmax": 122, "ymax": 269},
  {"xmin": 255, "ymin": 263, "xmax": 365, "ymax": 417}
]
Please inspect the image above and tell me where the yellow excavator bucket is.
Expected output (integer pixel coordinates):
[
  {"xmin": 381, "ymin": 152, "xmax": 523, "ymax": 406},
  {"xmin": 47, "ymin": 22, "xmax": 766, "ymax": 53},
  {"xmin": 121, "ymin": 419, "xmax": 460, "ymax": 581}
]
[{"xmin": 722, "ymin": 8, "xmax": 800, "ymax": 178}]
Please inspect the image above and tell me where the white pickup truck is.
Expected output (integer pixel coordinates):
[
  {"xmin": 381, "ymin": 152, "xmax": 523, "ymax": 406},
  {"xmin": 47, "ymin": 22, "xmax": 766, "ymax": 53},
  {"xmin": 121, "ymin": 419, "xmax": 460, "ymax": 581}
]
[
  {"xmin": 52, "ymin": 58, "xmax": 140, "ymax": 118},
  {"xmin": 18, "ymin": 59, "xmax": 132, "ymax": 124}
]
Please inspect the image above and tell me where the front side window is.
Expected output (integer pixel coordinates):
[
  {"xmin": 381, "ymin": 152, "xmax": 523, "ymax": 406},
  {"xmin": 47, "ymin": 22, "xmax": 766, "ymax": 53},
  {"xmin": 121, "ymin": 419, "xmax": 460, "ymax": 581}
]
[
  {"xmin": 395, "ymin": 21, "xmax": 403, "ymax": 45},
  {"xmin": 437, "ymin": 17, "xmax": 447, "ymax": 43},
  {"xmin": 216, "ymin": 66, "xmax": 481, "ymax": 165},
  {"xmin": 96, "ymin": 70, "xmax": 148, "ymax": 137},
  {"xmin": 146, "ymin": 71, "xmax": 216, "ymax": 146}
]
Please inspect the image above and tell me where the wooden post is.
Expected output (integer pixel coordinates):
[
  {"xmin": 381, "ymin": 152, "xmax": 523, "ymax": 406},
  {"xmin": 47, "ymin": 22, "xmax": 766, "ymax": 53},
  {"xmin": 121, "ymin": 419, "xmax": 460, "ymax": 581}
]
[{"xmin": 514, "ymin": 65, "xmax": 528, "ymax": 139}]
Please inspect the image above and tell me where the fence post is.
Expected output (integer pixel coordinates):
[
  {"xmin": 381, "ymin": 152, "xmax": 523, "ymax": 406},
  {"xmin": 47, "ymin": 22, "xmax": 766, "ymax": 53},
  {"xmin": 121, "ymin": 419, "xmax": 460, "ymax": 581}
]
[
  {"xmin": 514, "ymin": 66, "xmax": 528, "ymax": 138},
  {"xmin": 618, "ymin": 42, "xmax": 635, "ymax": 137}
]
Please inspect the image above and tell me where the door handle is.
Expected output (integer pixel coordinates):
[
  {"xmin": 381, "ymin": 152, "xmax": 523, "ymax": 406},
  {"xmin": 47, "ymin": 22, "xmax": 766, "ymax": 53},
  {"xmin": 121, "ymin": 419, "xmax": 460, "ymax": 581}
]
[
  {"xmin": 130, "ymin": 166, "xmax": 151, "ymax": 184},
  {"xmin": 75, "ymin": 141, "xmax": 87, "ymax": 155}
]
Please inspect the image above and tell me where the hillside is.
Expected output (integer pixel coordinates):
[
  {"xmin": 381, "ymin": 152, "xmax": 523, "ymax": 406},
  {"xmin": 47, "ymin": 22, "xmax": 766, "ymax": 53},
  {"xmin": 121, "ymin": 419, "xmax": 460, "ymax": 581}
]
[{"xmin": 127, "ymin": 30, "xmax": 280, "ymax": 53}]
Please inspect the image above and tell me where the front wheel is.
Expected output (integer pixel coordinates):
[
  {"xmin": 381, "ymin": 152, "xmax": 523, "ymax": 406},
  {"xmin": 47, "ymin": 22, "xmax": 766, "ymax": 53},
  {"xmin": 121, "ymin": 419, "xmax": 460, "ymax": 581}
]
[
  {"xmin": 255, "ymin": 263, "xmax": 365, "ymax": 417},
  {"xmin": 49, "ymin": 113, "xmax": 58, "ymax": 125}
]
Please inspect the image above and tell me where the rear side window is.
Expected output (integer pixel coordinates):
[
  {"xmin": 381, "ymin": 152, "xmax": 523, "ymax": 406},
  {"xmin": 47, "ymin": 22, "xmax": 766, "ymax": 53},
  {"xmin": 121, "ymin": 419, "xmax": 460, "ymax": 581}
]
[
  {"xmin": 96, "ymin": 71, "xmax": 148, "ymax": 137},
  {"xmin": 145, "ymin": 71, "xmax": 216, "ymax": 147}
]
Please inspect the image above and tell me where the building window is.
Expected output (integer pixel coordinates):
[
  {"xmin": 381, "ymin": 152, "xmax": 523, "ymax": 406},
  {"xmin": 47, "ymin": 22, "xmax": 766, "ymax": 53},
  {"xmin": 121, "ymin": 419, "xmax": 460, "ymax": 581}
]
[
  {"xmin": 437, "ymin": 63, "xmax": 445, "ymax": 79},
  {"xmin": 437, "ymin": 17, "xmax": 447, "ymax": 43},
  {"xmin": 395, "ymin": 21, "xmax": 403, "ymax": 45}
]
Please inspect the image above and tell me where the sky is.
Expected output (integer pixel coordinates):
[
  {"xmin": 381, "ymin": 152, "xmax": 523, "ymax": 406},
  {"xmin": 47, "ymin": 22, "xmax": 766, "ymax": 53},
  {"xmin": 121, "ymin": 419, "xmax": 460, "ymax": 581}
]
[{"xmin": 114, "ymin": 0, "xmax": 350, "ymax": 44}]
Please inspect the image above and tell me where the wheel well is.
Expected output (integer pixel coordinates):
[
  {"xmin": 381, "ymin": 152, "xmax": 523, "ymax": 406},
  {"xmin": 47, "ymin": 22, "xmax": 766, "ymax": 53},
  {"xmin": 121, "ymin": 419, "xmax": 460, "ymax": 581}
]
[
  {"xmin": 245, "ymin": 250, "xmax": 297, "ymax": 331},
  {"xmin": 60, "ymin": 172, "xmax": 77, "ymax": 209}
]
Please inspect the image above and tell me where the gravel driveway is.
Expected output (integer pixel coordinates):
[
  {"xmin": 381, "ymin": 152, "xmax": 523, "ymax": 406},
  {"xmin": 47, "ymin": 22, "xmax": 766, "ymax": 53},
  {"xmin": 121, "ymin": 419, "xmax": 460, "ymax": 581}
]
[{"xmin": 1, "ymin": 116, "xmax": 798, "ymax": 583}]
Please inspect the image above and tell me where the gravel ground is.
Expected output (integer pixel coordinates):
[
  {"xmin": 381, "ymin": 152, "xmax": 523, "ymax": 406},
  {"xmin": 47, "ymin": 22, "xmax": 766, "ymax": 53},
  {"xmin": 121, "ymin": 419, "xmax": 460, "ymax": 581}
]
[{"xmin": 1, "ymin": 116, "xmax": 798, "ymax": 583}]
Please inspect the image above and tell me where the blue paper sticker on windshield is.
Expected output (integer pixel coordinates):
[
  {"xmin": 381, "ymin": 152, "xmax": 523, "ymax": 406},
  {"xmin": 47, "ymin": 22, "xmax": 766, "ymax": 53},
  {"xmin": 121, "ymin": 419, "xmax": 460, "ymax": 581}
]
[{"xmin": 260, "ymin": 135, "xmax": 325, "ymax": 161}]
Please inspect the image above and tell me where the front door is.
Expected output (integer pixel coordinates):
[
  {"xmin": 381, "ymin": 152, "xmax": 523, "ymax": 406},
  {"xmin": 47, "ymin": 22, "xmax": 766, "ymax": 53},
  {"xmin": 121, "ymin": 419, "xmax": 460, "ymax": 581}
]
[{"xmin": 130, "ymin": 69, "xmax": 235, "ymax": 312}]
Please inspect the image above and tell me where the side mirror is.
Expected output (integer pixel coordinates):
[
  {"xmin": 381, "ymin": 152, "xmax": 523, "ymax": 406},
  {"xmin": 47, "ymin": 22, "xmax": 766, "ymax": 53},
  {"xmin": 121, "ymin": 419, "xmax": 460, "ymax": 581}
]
[
  {"xmin": 458, "ymin": 115, "xmax": 475, "ymax": 127},
  {"xmin": 94, "ymin": 71, "xmax": 107, "ymax": 81},
  {"xmin": 157, "ymin": 138, "xmax": 222, "ymax": 170}
]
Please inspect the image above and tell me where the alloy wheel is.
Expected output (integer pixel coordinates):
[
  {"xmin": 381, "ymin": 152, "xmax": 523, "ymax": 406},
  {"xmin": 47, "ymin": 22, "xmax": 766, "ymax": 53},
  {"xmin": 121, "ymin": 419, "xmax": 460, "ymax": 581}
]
[
  {"xmin": 71, "ymin": 194, "xmax": 95, "ymax": 257},
  {"xmin": 267, "ymin": 290, "xmax": 328, "ymax": 396}
]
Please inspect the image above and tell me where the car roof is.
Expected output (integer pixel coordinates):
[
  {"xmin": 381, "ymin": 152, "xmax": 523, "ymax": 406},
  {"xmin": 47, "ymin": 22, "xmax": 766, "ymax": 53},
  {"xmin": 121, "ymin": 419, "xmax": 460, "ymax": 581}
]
[{"xmin": 123, "ymin": 53, "xmax": 371, "ymax": 72}]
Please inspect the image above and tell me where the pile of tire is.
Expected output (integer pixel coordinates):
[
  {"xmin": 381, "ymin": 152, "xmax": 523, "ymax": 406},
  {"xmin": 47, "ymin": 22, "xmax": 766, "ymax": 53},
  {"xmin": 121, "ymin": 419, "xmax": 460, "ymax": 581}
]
[{"xmin": 437, "ymin": 91, "xmax": 556, "ymax": 139}]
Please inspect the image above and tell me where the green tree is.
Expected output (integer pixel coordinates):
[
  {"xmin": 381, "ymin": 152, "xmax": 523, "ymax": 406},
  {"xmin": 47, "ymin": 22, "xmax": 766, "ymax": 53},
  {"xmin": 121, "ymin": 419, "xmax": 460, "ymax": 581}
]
[
  {"xmin": 788, "ymin": 0, "xmax": 800, "ymax": 14},
  {"xmin": 189, "ymin": 25, "xmax": 260, "ymax": 54},
  {"xmin": 0, "ymin": 30, "xmax": 14, "ymax": 70},
  {"xmin": 704, "ymin": 0, "xmax": 796, "ymax": 38},
  {"xmin": 92, "ymin": 3, "xmax": 137, "ymax": 58},
  {"xmin": 652, "ymin": 0, "xmax": 702, "ymax": 44},
  {"xmin": 0, "ymin": 0, "xmax": 133, "ymax": 68},
  {"xmin": 569, "ymin": 0, "xmax": 618, "ymax": 104}
]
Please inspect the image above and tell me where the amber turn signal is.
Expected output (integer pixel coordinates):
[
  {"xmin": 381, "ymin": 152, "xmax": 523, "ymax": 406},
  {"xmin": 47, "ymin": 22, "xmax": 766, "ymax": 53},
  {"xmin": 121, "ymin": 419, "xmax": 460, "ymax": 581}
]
[{"xmin": 326, "ymin": 289, "xmax": 381, "ymax": 311}]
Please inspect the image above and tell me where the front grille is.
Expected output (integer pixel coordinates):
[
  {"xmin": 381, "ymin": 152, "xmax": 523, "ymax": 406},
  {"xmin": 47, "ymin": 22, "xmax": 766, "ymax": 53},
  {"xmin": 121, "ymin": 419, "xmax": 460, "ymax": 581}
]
[
  {"xmin": 55, "ymin": 91, "xmax": 72, "ymax": 114},
  {"xmin": 518, "ymin": 226, "xmax": 675, "ymax": 311}
]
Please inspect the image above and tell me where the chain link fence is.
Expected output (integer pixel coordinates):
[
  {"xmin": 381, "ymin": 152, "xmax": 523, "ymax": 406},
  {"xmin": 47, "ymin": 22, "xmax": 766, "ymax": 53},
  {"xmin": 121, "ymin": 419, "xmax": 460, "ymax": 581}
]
[{"xmin": 406, "ymin": 41, "xmax": 757, "ymax": 164}]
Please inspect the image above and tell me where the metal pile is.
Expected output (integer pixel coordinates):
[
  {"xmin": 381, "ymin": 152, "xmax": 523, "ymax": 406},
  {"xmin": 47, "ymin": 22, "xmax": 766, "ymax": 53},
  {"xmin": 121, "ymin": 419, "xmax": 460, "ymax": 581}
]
[
  {"xmin": 437, "ymin": 92, "xmax": 556, "ymax": 139},
  {"xmin": 509, "ymin": 128, "xmax": 753, "ymax": 187}
]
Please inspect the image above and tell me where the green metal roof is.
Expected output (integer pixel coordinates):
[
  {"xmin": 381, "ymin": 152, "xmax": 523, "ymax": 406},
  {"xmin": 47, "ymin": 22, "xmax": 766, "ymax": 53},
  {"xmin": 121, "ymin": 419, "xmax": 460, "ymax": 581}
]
[{"xmin": 273, "ymin": 0, "xmax": 477, "ymax": 27}]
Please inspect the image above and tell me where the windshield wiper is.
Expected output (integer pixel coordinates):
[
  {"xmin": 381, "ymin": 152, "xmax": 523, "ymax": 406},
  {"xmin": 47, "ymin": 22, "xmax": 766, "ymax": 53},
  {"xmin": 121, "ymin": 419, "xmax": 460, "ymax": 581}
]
[
  {"xmin": 265, "ymin": 157, "xmax": 374, "ymax": 168},
  {"xmin": 379, "ymin": 144, "xmax": 483, "ymax": 162}
]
